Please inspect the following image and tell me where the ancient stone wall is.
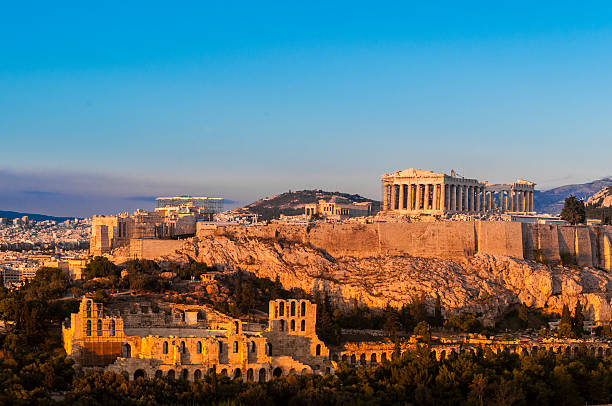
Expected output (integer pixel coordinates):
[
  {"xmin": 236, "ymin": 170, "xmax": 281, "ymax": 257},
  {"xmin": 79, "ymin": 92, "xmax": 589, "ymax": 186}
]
[
  {"xmin": 129, "ymin": 239, "xmax": 185, "ymax": 259},
  {"xmin": 196, "ymin": 222, "xmax": 612, "ymax": 271}
]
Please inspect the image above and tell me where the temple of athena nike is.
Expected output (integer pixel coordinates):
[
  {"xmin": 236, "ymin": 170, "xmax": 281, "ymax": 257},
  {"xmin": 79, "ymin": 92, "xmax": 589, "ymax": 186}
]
[{"xmin": 381, "ymin": 168, "xmax": 535, "ymax": 215}]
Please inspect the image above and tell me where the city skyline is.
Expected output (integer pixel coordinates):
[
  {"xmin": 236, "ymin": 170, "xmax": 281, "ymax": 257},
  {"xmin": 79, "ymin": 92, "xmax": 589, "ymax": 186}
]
[{"xmin": 2, "ymin": 2, "xmax": 612, "ymax": 216}]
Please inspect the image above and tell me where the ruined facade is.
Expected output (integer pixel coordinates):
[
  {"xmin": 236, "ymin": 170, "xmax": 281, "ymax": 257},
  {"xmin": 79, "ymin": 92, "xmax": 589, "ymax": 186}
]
[
  {"xmin": 62, "ymin": 297, "xmax": 332, "ymax": 382},
  {"xmin": 333, "ymin": 337, "xmax": 612, "ymax": 366},
  {"xmin": 304, "ymin": 198, "xmax": 373, "ymax": 219},
  {"xmin": 381, "ymin": 168, "xmax": 535, "ymax": 215}
]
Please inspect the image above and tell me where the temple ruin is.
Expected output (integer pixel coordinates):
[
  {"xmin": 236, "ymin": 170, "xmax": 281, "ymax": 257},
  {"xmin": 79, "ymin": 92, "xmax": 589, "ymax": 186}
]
[{"xmin": 381, "ymin": 168, "xmax": 535, "ymax": 216}]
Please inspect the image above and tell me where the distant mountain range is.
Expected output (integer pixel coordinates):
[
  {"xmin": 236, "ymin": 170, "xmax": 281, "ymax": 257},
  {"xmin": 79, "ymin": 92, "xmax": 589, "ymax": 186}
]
[
  {"xmin": 242, "ymin": 190, "xmax": 379, "ymax": 221},
  {"xmin": 535, "ymin": 177, "xmax": 612, "ymax": 214},
  {"xmin": 0, "ymin": 210, "xmax": 75, "ymax": 222}
]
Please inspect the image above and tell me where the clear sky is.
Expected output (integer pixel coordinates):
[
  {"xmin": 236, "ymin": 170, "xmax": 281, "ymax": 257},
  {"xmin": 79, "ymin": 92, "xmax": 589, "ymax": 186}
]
[{"xmin": 1, "ymin": 1, "xmax": 612, "ymax": 216}]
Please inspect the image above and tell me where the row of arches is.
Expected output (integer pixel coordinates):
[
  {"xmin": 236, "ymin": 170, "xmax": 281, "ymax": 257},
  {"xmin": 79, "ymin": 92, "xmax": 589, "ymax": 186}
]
[
  {"xmin": 127, "ymin": 366, "xmax": 305, "ymax": 382},
  {"xmin": 85, "ymin": 319, "xmax": 115, "ymax": 337},
  {"xmin": 278, "ymin": 300, "xmax": 307, "ymax": 318},
  {"xmin": 279, "ymin": 319, "xmax": 306, "ymax": 332},
  {"xmin": 334, "ymin": 344, "xmax": 612, "ymax": 366}
]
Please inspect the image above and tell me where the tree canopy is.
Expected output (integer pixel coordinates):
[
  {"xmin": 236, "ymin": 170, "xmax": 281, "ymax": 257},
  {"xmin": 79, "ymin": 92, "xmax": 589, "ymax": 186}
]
[{"xmin": 560, "ymin": 195, "xmax": 586, "ymax": 225}]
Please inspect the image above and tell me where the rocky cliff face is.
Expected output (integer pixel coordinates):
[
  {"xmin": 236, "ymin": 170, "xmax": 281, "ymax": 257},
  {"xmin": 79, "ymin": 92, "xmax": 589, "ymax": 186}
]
[{"xmin": 157, "ymin": 235, "xmax": 612, "ymax": 326}]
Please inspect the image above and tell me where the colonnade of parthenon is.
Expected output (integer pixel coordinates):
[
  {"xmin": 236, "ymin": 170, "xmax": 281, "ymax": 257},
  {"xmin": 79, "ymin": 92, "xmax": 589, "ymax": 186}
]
[{"xmin": 381, "ymin": 168, "xmax": 535, "ymax": 215}]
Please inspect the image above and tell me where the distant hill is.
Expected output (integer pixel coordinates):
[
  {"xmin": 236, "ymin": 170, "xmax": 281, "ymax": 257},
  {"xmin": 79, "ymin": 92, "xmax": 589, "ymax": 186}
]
[
  {"xmin": 0, "ymin": 210, "xmax": 75, "ymax": 222},
  {"xmin": 242, "ymin": 190, "xmax": 380, "ymax": 221},
  {"xmin": 534, "ymin": 177, "xmax": 612, "ymax": 214}
]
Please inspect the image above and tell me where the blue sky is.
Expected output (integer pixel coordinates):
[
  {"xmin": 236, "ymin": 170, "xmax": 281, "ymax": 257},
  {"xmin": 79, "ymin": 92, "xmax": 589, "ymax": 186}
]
[{"xmin": 1, "ymin": 2, "xmax": 612, "ymax": 216}]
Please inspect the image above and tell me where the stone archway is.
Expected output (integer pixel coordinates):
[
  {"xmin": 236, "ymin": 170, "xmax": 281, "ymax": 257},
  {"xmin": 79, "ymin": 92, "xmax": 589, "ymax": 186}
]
[
  {"xmin": 122, "ymin": 343, "xmax": 132, "ymax": 358},
  {"xmin": 167, "ymin": 370, "xmax": 175, "ymax": 380},
  {"xmin": 194, "ymin": 369, "xmax": 202, "ymax": 381},
  {"xmin": 247, "ymin": 368, "xmax": 254, "ymax": 381},
  {"xmin": 273, "ymin": 367, "xmax": 282, "ymax": 378},
  {"xmin": 134, "ymin": 369, "xmax": 146, "ymax": 380},
  {"xmin": 258, "ymin": 368, "xmax": 267, "ymax": 382},
  {"xmin": 233, "ymin": 368, "xmax": 242, "ymax": 379}
]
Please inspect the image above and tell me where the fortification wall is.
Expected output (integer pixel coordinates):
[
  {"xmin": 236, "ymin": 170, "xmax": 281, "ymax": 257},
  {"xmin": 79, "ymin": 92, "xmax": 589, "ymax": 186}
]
[
  {"xmin": 477, "ymin": 221, "xmax": 524, "ymax": 259},
  {"xmin": 122, "ymin": 221, "xmax": 612, "ymax": 273},
  {"xmin": 130, "ymin": 239, "xmax": 185, "ymax": 260}
]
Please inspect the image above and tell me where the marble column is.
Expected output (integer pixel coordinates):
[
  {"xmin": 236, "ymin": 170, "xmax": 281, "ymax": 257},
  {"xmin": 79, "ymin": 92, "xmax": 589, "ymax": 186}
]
[
  {"xmin": 442, "ymin": 184, "xmax": 448, "ymax": 211},
  {"xmin": 475, "ymin": 187, "xmax": 481, "ymax": 212},
  {"xmin": 432, "ymin": 184, "xmax": 438, "ymax": 211},
  {"xmin": 467, "ymin": 186, "xmax": 474, "ymax": 212},
  {"xmin": 457, "ymin": 186, "xmax": 461, "ymax": 212},
  {"xmin": 423, "ymin": 184, "xmax": 429, "ymax": 210},
  {"xmin": 529, "ymin": 191, "xmax": 534, "ymax": 212},
  {"xmin": 450, "ymin": 185, "xmax": 456, "ymax": 211},
  {"xmin": 406, "ymin": 183, "xmax": 412, "ymax": 211},
  {"xmin": 399, "ymin": 183, "xmax": 405, "ymax": 211},
  {"xmin": 383, "ymin": 184, "xmax": 389, "ymax": 210}
]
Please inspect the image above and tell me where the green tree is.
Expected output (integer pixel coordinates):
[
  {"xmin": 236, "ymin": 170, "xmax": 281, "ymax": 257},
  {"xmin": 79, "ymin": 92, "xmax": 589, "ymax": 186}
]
[
  {"xmin": 383, "ymin": 304, "xmax": 401, "ymax": 337},
  {"xmin": 84, "ymin": 256, "xmax": 121, "ymax": 279},
  {"xmin": 433, "ymin": 294, "xmax": 444, "ymax": 327},
  {"xmin": 414, "ymin": 321, "xmax": 430, "ymax": 342},
  {"xmin": 560, "ymin": 303, "xmax": 572, "ymax": 325},
  {"xmin": 558, "ymin": 322, "xmax": 573, "ymax": 337},
  {"xmin": 518, "ymin": 303, "xmax": 529, "ymax": 328},
  {"xmin": 573, "ymin": 300, "xmax": 584, "ymax": 336},
  {"xmin": 560, "ymin": 195, "xmax": 586, "ymax": 225},
  {"xmin": 93, "ymin": 289, "xmax": 110, "ymax": 304}
]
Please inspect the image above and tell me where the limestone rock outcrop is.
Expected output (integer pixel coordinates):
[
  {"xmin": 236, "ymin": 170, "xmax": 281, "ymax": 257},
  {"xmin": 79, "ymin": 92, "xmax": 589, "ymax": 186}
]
[
  {"xmin": 587, "ymin": 186, "xmax": 612, "ymax": 208},
  {"xmin": 152, "ymin": 235, "xmax": 612, "ymax": 326}
]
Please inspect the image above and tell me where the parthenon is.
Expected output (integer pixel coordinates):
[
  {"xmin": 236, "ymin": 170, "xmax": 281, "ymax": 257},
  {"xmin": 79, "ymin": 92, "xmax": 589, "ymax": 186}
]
[{"xmin": 381, "ymin": 168, "xmax": 535, "ymax": 215}]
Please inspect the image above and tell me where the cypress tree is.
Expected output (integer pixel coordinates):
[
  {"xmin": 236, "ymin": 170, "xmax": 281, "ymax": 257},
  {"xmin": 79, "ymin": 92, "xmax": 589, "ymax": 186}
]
[{"xmin": 573, "ymin": 300, "xmax": 584, "ymax": 336}]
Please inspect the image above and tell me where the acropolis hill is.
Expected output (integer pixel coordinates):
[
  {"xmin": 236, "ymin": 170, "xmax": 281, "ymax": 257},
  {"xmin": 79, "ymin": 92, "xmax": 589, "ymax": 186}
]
[
  {"xmin": 92, "ymin": 220, "xmax": 611, "ymax": 326},
  {"xmin": 90, "ymin": 168, "xmax": 612, "ymax": 328}
]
